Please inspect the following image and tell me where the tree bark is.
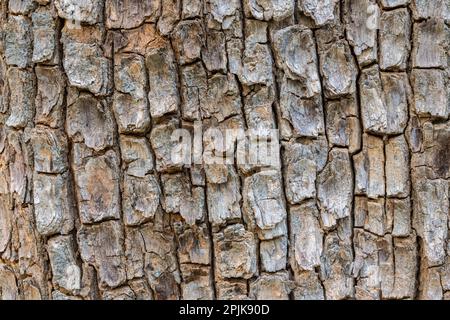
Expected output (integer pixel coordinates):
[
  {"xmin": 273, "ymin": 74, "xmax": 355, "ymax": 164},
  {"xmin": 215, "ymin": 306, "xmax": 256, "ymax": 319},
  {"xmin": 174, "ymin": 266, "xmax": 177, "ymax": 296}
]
[{"xmin": 0, "ymin": 0, "xmax": 449, "ymax": 300}]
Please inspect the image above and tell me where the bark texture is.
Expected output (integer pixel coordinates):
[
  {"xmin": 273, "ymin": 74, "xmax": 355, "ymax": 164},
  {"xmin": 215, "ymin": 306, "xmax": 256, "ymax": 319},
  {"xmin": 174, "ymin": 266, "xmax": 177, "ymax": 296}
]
[{"xmin": 0, "ymin": 0, "xmax": 449, "ymax": 300}]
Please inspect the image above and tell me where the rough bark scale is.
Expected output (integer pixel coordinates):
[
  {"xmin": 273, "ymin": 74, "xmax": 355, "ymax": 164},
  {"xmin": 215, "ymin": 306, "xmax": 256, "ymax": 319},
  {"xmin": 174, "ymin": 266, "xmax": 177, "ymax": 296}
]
[{"xmin": 0, "ymin": 0, "xmax": 449, "ymax": 300}]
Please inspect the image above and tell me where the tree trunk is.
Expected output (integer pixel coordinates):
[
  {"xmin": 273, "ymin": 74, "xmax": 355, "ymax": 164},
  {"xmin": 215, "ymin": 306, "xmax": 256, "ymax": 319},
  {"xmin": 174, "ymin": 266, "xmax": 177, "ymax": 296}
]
[{"xmin": 0, "ymin": 0, "xmax": 449, "ymax": 300}]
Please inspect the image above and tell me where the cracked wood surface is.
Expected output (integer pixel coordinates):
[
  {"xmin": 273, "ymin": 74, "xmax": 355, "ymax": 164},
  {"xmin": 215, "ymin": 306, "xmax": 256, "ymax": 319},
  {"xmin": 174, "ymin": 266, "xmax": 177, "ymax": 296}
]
[{"xmin": 0, "ymin": 0, "xmax": 449, "ymax": 300}]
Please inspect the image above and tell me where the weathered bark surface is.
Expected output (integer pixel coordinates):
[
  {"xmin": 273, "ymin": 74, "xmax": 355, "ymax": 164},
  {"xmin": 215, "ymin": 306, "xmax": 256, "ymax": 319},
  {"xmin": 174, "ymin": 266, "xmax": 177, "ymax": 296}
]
[{"xmin": 0, "ymin": 0, "xmax": 449, "ymax": 300}]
